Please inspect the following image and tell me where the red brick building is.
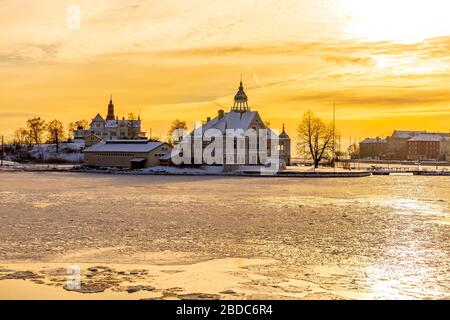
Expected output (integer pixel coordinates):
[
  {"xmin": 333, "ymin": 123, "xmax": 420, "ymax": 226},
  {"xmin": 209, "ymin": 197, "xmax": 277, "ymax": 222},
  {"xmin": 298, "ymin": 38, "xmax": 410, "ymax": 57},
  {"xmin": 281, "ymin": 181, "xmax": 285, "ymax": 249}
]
[
  {"xmin": 385, "ymin": 130, "xmax": 426, "ymax": 160},
  {"xmin": 359, "ymin": 137, "xmax": 386, "ymax": 159},
  {"xmin": 407, "ymin": 134, "xmax": 444, "ymax": 161}
]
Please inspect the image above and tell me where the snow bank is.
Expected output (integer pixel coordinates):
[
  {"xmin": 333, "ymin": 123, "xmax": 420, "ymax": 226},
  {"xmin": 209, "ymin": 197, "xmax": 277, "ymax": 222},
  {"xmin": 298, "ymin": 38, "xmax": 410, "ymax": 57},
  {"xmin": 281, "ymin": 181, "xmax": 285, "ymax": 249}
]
[
  {"xmin": 23, "ymin": 143, "xmax": 84, "ymax": 163},
  {"xmin": 0, "ymin": 160, "xmax": 22, "ymax": 168}
]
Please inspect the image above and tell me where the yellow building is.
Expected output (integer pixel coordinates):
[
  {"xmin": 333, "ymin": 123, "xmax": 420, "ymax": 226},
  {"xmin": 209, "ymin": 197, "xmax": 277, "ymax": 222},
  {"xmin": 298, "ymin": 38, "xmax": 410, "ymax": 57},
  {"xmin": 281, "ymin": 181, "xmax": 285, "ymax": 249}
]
[
  {"xmin": 75, "ymin": 96, "xmax": 146, "ymax": 142},
  {"xmin": 84, "ymin": 140, "xmax": 172, "ymax": 169},
  {"xmin": 84, "ymin": 133, "xmax": 102, "ymax": 147}
]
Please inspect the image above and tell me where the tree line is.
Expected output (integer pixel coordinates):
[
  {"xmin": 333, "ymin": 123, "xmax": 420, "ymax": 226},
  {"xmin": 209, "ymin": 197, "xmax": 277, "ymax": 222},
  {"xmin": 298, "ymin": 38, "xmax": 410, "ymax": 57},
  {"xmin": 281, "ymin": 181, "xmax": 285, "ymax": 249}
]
[{"xmin": 12, "ymin": 117, "xmax": 88, "ymax": 153}]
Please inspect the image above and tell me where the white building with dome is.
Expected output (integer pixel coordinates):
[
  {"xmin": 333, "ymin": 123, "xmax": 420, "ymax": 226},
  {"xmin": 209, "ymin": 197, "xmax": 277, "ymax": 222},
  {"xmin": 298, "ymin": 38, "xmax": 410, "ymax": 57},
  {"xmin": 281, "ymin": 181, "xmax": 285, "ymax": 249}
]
[{"xmin": 187, "ymin": 81, "xmax": 291, "ymax": 167}]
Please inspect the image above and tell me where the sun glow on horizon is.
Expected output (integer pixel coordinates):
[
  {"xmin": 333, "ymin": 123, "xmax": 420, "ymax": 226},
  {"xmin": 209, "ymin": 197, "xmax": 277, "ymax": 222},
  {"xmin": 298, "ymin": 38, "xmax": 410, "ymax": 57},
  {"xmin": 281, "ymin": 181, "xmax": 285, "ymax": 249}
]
[{"xmin": 341, "ymin": 0, "xmax": 450, "ymax": 42}]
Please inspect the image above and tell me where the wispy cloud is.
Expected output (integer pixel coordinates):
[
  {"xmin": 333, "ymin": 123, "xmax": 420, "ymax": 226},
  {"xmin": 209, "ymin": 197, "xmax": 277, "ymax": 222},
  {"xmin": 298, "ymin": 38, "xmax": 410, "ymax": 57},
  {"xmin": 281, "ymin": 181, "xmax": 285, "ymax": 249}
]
[
  {"xmin": 0, "ymin": 42, "xmax": 60, "ymax": 64},
  {"xmin": 0, "ymin": 0, "xmax": 449, "ymax": 139}
]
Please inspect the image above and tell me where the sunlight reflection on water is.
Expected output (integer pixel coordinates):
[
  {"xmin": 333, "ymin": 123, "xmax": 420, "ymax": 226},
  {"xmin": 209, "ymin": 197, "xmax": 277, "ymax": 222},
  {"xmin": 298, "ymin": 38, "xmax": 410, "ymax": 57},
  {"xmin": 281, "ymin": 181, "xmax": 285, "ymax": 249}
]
[
  {"xmin": 265, "ymin": 195, "xmax": 448, "ymax": 217},
  {"xmin": 358, "ymin": 197, "xmax": 447, "ymax": 216}
]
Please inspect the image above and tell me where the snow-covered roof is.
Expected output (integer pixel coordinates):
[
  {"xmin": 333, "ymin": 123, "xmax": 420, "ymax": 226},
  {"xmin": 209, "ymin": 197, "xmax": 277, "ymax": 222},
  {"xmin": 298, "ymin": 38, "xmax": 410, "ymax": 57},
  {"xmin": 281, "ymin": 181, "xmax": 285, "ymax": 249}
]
[
  {"xmin": 84, "ymin": 141, "xmax": 165, "ymax": 153},
  {"xmin": 408, "ymin": 134, "xmax": 445, "ymax": 142},
  {"xmin": 192, "ymin": 110, "xmax": 278, "ymax": 138},
  {"xmin": 105, "ymin": 120, "xmax": 141, "ymax": 128},
  {"xmin": 361, "ymin": 137, "xmax": 386, "ymax": 144},
  {"xmin": 92, "ymin": 113, "xmax": 104, "ymax": 122},
  {"xmin": 196, "ymin": 111, "xmax": 259, "ymax": 133},
  {"xmin": 107, "ymin": 139, "xmax": 148, "ymax": 143},
  {"xmin": 392, "ymin": 130, "xmax": 426, "ymax": 138},
  {"xmin": 85, "ymin": 132, "xmax": 102, "ymax": 139}
]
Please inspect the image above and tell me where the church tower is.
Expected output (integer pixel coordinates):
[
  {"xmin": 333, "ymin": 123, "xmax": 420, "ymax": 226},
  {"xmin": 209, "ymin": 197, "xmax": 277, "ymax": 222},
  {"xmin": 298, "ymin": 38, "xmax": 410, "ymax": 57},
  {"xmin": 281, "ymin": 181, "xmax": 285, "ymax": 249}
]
[
  {"xmin": 279, "ymin": 124, "xmax": 291, "ymax": 166},
  {"xmin": 106, "ymin": 95, "xmax": 115, "ymax": 121},
  {"xmin": 231, "ymin": 80, "xmax": 250, "ymax": 112}
]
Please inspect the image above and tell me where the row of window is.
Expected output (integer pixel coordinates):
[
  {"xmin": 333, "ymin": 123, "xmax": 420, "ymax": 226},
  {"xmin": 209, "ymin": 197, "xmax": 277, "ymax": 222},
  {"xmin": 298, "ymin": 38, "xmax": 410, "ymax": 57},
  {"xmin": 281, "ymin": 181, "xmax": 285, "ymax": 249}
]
[
  {"xmin": 96, "ymin": 153, "xmax": 138, "ymax": 157},
  {"xmin": 409, "ymin": 141, "xmax": 439, "ymax": 146},
  {"xmin": 408, "ymin": 146, "xmax": 439, "ymax": 150},
  {"xmin": 94, "ymin": 152, "xmax": 166, "ymax": 157}
]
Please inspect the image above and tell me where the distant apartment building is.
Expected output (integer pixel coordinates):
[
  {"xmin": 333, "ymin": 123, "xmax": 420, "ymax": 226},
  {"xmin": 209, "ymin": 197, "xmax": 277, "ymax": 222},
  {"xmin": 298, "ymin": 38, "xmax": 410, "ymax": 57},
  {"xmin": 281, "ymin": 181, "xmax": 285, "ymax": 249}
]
[
  {"xmin": 359, "ymin": 137, "xmax": 386, "ymax": 159},
  {"xmin": 407, "ymin": 134, "xmax": 450, "ymax": 161},
  {"xmin": 441, "ymin": 139, "xmax": 450, "ymax": 161},
  {"xmin": 385, "ymin": 130, "xmax": 426, "ymax": 160},
  {"xmin": 360, "ymin": 130, "xmax": 450, "ymax": 161}
]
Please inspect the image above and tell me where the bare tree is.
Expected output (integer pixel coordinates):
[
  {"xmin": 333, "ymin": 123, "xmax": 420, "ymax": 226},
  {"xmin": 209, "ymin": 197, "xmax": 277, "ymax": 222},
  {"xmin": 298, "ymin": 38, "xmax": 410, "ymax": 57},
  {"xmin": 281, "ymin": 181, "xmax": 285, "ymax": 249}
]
[
  {"xmin": 297, "ymin": 111, "xmax": 334, "ymax": 168},
  {"xmin": 347, "ymin": 143, "xmax": 360, "ymax": 160},
  {"xmin": 47, "ymin": 119, "xmax": 65, "ymax": 153},
  {"xmin": 26, "ymin": 117, "xmax": 46, "ymax": 145},
  {"xmin": 13, "ymin": 128, "xmax": 30, "ymax": 159},
  {"xmin": 13, "ymin": 128, "xmax": 29, "ymax": 146},
  {"xmin": 168, "ymin": 119, "xmax": 188, "ymax": 145},
  {"xmin": 68, "ymin": 120, "xmax": 89, "ymax": 138}
]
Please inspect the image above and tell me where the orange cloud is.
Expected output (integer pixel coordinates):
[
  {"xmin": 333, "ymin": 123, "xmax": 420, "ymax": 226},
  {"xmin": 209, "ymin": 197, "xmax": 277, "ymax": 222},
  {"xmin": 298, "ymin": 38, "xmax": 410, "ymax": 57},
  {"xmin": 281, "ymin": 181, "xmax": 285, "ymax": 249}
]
[{"xmin": 1, "ymin": 1, "xmax": 449, "ymax": 147}]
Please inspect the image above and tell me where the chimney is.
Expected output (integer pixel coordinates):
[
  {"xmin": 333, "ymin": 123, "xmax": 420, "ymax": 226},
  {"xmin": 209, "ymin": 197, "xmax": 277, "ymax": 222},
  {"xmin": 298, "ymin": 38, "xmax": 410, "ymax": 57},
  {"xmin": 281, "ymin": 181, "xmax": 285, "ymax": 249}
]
[
  {"xmin": 206, "ymin": 117, "xmax": 211, "ymax": 123},
  {"xmin": 218, "ymin": 110, "xmax": 224, "ymax": 120}
]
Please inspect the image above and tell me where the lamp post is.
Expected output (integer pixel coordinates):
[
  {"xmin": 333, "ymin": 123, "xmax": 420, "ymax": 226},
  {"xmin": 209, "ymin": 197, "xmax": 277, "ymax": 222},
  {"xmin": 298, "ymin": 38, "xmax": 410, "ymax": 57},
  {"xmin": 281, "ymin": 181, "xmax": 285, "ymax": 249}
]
[{"xmin": 332, "ymin": 103, "xmax": 336, "ymax": 173}]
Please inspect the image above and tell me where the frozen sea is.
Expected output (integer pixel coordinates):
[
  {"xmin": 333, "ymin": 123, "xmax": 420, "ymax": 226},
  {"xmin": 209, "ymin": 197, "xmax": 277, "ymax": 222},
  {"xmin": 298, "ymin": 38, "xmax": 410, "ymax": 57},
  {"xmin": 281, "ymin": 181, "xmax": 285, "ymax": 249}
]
[{"xmin": 0, "ymin": 171, "xmax": 448, "ymax": 299}]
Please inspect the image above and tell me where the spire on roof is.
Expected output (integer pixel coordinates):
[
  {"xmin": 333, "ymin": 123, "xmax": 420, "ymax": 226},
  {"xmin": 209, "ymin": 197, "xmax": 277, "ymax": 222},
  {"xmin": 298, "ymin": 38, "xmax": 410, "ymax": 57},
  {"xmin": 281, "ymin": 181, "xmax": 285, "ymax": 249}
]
[
  {"xmin": 279, "ymin": 123, "xmax": 290, "ymax": 139},
  {"xmin": 106, "ymin": 94, "xmax": 115, "ymax": 120},
  {"xmin": 231, "ymin": 78, "xmax": 250, "ymax": 112}
]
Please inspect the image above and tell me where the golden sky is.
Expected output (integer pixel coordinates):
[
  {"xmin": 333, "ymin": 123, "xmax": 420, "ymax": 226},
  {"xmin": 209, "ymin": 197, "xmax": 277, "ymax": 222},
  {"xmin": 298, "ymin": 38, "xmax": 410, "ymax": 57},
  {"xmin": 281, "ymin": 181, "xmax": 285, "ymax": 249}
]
[{"xmin": 1, "ymin": 0, "xmax": 450, "ymax": 145}]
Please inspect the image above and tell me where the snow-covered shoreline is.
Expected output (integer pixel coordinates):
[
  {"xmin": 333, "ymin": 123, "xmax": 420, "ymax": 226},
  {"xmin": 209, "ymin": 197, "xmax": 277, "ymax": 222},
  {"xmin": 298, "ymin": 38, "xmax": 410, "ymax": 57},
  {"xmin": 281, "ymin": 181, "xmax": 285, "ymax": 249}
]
[
  {"xmin": 0, "ymin": 161, "xmax": 75, "ymax": 172},
  {"xmin": 71, "ymin": 165, "xmax": 230, "ymax": 176},
  {"xmin": 1, "ymin": 163, "xmax": 372, "ymax": 178}
]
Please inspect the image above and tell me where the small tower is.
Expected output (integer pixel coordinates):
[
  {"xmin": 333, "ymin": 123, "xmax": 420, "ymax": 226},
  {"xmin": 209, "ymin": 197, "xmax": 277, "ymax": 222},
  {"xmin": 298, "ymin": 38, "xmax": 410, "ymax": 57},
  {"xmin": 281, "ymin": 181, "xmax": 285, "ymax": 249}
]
[
  {"xmin": 279, "ymin": 124, "xmax": 291, "ymax": 166},
  {"xmin": 231, "ymin": 80, "xmax": 250, "ymax": 112},
  {"xmin": 106, "ymin": 95, "xmax": 115, "ymax": 121}
]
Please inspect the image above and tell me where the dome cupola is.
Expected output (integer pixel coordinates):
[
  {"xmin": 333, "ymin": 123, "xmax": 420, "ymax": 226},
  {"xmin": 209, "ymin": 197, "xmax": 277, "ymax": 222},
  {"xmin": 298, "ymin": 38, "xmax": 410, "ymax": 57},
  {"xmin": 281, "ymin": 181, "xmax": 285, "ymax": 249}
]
[{"xmin": 231, "ymin": 80, "xmax": 250, "ymax": 112}]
